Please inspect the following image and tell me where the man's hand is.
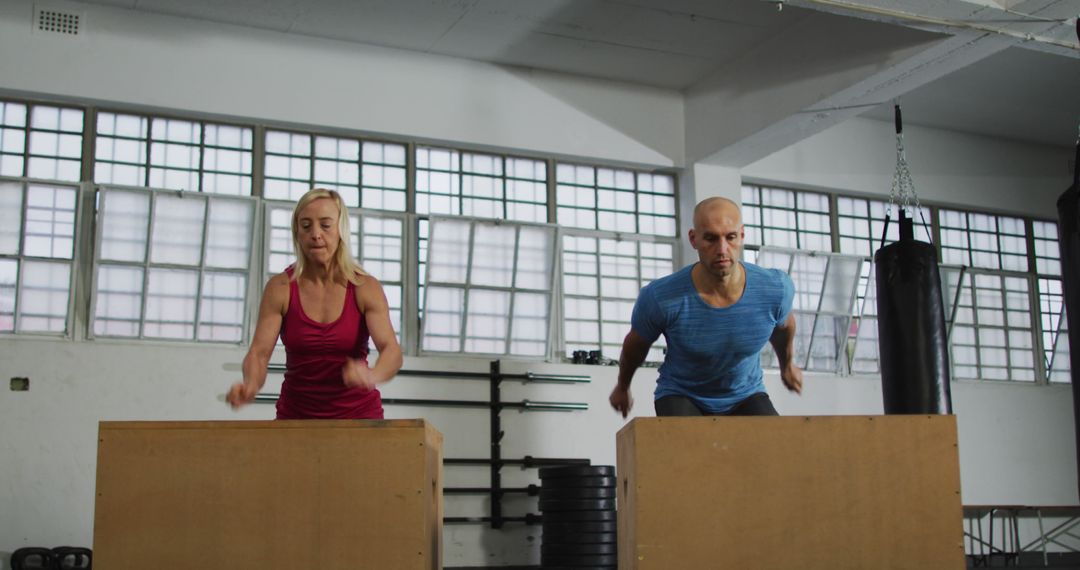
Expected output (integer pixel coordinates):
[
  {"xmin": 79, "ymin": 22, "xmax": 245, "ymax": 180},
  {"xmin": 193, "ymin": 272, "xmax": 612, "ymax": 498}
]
[
  {"xmin": 780, "ymin": 362, "xmax": 803, "ymax": 394},
  {"xmin": 609, "ymin": 385, "xmax": 634, "ymax": 418}
]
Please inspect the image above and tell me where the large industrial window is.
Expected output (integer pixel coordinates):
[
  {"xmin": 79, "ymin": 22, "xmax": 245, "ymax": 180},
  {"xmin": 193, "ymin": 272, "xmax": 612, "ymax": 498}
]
[
  {"xmin": 755, "ymin": 248, "xmax": 864, "ymax": 373},
  {"xmin": 0, "ymin": 102, "xmax": 84, "ymax": 182},
  {"xmin": 0, "ymin": 179, "xmax": 79, "ymax": 335},
  {"xmin": 91, "ymin": 187, "xmax": 256, "ymax": 341},
  {"xmin": 562, "ymin": 234, "xmax": 674, "ymax": 362},
  {"xmin": 420, "ymin": 216, "xmax": 555, "ymax": 358},
  {"xmin": 264, "ymin": 202, "xmax": 405, "ymax": 341},
  {"xmin": 743, "ymin": 183, "xmax": 1068, "ymax": 383},
  {"xmin": 263, "ymin": 130, "xmax": 407, "ymax": 210},
  {"xmin": 95, "ymin": 112, "xmax": 253, "ymax": 195},
  {"xmin": 556, "ymin": 163, "xmax": 676, "ymax": 236},
  {"xmin": 836, "ymin": 196, "xmax": 932, "ymax": 375},
  {"xmin": 1033, "ymin": 221, "xmax": 1069, "ymax": 383},
  {"xmin": 742, "ymin": 185, "xmax": 831, "ymax": 252},
  {"xmin": 556, "ymin": 164, "xmax": 677, "ymax": 362},
  {"xmin": 414, "ymin": 146, "xmax": 548, "ymax": 319}
]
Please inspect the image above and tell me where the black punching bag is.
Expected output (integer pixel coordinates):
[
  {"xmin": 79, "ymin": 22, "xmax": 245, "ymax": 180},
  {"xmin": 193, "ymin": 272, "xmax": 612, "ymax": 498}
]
[
  {"xmin": 875, "ymin": 210, "xmax": 953, "ymax": 414},
  {"xmin": 1058, "ymin": 137, "xmax": 1080, "ymax": 498}
]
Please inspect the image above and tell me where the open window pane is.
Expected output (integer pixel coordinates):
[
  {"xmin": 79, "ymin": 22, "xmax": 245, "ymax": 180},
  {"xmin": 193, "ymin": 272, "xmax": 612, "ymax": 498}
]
[
  {"xmin": 150, "ymin": 194, "xmax": 206, "ymax": 265},
  {"xmin": 17, "ymin": 260, "xmax": 70, "ymax": 333},
  {"xmin": 100, "ymin": 191, "xmax": 150, "ymax": 262},
  {"xmin": 0, "ymin": 181, "xmax": 23, "ymax": 254}
]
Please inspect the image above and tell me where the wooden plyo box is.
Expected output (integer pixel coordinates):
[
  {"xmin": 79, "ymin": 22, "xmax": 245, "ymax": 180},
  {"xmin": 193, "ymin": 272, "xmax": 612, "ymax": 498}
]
[
  {"xmin": 616, "ymin": 415, "xmax": 964, "ymax": 569},
  {"xmin": 94, "ymin": 419, "xmax": 442, "ymax": 570}
]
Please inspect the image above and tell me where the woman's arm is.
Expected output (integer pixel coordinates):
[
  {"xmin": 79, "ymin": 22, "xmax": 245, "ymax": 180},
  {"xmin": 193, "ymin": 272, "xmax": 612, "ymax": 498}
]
[
  {"xmin": 343, "ymin": 276, "xmax": 403, "ymax": 389},
  {"xmin": 227, "ymin": 274, "xmax": 288, "ymax": 408}
]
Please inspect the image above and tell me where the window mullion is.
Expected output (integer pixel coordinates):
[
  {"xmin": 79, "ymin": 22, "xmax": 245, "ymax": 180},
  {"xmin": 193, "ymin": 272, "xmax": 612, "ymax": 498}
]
[{"xmin": 139, "ymin": 194, "xmax": 156, "ymax": 339}]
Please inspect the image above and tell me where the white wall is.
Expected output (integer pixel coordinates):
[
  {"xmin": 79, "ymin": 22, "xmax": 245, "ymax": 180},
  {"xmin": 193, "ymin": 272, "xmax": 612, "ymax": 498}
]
[
  {"xmin": 0, "ymin": 0, "xmax": 684, "ymax": 168},
  {"xmin": 0, "ymin": 0, "xmax": 1077, "ymax": 566},
  {"xmin": 743, "ymin": 116, "xmax": 1073, "ymax": 220}
]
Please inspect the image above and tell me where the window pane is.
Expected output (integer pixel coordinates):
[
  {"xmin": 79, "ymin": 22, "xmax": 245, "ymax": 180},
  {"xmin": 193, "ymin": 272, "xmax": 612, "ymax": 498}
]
[
  {"xmin": 205, "ymin": 199, "xmax": 253, "ymax": 269},
  {"xmin": 150, "ymin": 194, "xmax": 206, "ymax": 265},
  {"xmin": 422, "ymin": 286, "xmax": 464, "ymax": 352},
  {"xmin": 94, "ymin": 265, "xmax": 145, "ymax": 337},
  {"xmin": 144, "ymin": 268, "xmax": 198, "ymax": 339},
  {"xmin": 464, "ymin": 289, "xmax": 509, "ymax": 354},
  {"xmin": 198, "ymin": 271, "xmax": 246, "ymax": 342},
  {"xmin": 0, "ymin": 259, "xmax": 17, "ymax": 332},
  {"xmin": 27, "ymin": 105, "xmax": 83, "ymax": 182},
  {"xmin": 100, "ymin": 190, "xmax": 150, "ymax": 262},
  {"xmin": 516, "ymin": 227, "xmax": 554, "ymax": 290},
  {"xmin": 17, "ymin": 260, "xmax": 70, "ymax": 333},
  {"xmin": 427, "ymin": 218, "xmax": 471, "ymax": 284},
  {"xmin": 0, "ymin": 181, "xmax": 23, "ymax": 254},
  {"xmin": 471, "ymin": 224, "xmax": 516, "ymax": 288}
]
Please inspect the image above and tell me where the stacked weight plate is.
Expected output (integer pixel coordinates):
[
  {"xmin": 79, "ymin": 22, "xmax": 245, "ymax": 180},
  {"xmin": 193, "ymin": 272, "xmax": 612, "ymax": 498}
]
[{"xmin": 539, "ymin": 465, "xmax": 617, "ymax": 569}]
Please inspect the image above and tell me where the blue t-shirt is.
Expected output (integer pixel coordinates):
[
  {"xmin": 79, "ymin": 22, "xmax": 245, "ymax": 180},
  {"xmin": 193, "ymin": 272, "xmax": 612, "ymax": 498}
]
[{"xmin": 631, "ymin": 262, "xmax": 795, "ymax": 413}]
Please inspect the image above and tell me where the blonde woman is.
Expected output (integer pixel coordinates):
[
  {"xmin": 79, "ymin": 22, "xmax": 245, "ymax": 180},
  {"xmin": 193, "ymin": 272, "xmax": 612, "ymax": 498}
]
[{"xmin": 227, "ymin": 189, "xmax": 402, "ymax": 418}]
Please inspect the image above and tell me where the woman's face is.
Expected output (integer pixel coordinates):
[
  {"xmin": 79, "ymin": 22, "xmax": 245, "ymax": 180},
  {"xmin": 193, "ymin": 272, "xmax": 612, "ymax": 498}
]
[{"xmin": 296, "ymin": 197, "xmax": 340, "ymax": 266}]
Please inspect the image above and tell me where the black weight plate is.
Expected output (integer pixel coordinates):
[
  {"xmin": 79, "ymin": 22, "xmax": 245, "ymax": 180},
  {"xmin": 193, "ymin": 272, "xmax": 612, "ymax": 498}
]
[
  {"xmin": 539, "ymin": 465, "xmax": 615, "ymax": 479},
  {"xmin": 541, "ymin": 567, "xmax": 615, "ymax": 570},
  {"xmin": 541, "ymin": 475, "xmax": 617, "ymax": 489},
  {"xmin": 541, "ymin": 553, "xmax": 618, "ymax": 567},
  {"xmin": 540, "ymin": 486, "xmax": 617, "ymax": 500},
  {"xmin": 542, "ymin": 543, "xmax": 617, "ymax": 556},
  {"xmin": 539, "ymin": 498, "xmax": 616, "ymax": 512},
  {"xmin": 540, "ymin": 567, "xmax": 616, "ymax": 570},
  {"xmin": 541, "ymin": 510, "xmax": 617, "ymax": 523},
  {"xmin": 542, "ymin": 533, "xmax": 618, "ymax": 545},
  {"xmin": 543, "ymin": 521, "xmax": 617, "ymax": 534}
]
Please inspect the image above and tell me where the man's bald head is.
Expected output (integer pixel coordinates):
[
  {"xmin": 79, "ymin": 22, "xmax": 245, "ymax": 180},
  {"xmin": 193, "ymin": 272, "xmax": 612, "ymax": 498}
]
[{"xmin": 693, "ymin": 197, "xmax": 742, "ymax": 230}]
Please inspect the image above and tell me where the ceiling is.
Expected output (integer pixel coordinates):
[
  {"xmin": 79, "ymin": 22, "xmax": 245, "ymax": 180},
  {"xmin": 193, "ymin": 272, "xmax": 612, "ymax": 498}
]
[{"xmin": 68, "ymin": 0, "xmax": 1080, "ymax": 148}]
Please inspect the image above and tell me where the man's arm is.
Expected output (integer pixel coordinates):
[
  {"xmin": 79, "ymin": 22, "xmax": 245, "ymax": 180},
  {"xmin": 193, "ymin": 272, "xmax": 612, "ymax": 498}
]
[
  {"xmin": 769, "ymin": 313, "xmax": 803, "ymax": 394},
  {"xmin": 610, "ymin": 329, "xmax": 654, "ymax": 417}
]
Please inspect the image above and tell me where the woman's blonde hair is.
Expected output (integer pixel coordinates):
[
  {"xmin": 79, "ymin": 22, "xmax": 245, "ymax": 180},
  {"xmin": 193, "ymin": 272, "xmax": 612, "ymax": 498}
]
[{"xmin": 291, "ymin": 188, "xmax": 366, "ymax": 285}]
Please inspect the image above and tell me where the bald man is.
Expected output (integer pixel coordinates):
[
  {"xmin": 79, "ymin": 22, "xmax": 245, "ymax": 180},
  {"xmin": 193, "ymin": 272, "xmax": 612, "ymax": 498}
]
[{"xmin": 610, "ymin": 197, "xmax": 803, "ymax": 417}]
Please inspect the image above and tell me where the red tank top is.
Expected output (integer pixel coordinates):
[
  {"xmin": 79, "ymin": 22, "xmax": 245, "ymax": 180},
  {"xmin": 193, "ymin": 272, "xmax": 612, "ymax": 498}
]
[{"xmin": 276, "ymin": 267, "xmax": 383, "ymax": 419}]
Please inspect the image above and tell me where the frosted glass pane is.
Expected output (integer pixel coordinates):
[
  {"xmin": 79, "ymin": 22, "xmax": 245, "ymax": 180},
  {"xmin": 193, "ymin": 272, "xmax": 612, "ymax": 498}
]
[
  {"xmin": 17, "ymin": 260, "xmax": 70, "ymax": 333},
  {"xmin": 756, "ymin": 250, "xmax": 791, "ymax": 272},
  {"xmin": 23, "ymin": 185, "xmax": 76, "ymax": 259},
  {"xmin": 468, "ymin": 224, "xmax": 515, "ymax": 287},
  {"xmin": 205, "ymin": 199, "xmax": 253, "ymax": 269},
  {"xmin": 427, "ymin": 219, "xmax": 470, "ymax": 284},
  {"xmin": 198, "ymin": 271, "xmax": 246, "ymax": 342},
  {"xmin": 94, "ymin": 265, "xmax": 144, "ymax": 337},
  {"xmin": 819, "ymin": 256, "xmax": 862, "ymax": 313},
  {"xmin": 790, "ymin": 254, "xmax": 827, "ymax": 311},
  {"xmin": 465, "ymin": 289, "xmax": 509, "ymax": 354},
  {"xmin": 151, "ymin": 194, "xmax": 206, "ymax": 265},
  {"xmin": 144, "ymin": 268, "xmax": 198, "ymax": 339},
  {"xmin": 0, "ymin": 259, "xmax": 17, "ymax": 332},
  {"xmin": 0, "ymin": 181, "xmax": 22, "ymax": 254},
  {"xmin": 806, "ymin": 314, "xmax": 845, "ymax": 371},
  {"xmin": 421, "ymin": 286, "xmax": 464, "ymax": 351},
  {"xmin": 515, "ymin": 227, "xmax": 553, "ymax": 289},
  {"xmin": 100, "ymin": 191, "xmax": 150, "ymax": 262},
  {"xmin": 850, "ymin": 316, "xmax": 880, "ymax": 374},
  {"xmin": 511, "ymin": 291, "xmax": 548, "ymax": 345}
]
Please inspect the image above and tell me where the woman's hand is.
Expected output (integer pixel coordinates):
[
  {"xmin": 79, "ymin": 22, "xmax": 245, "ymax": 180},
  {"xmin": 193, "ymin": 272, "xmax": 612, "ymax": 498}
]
[
  {"xmin": 342, "ymin": 358, "xmax": 378, "ymax": 391},
  {"xmin": 226, "ymin": 381, "xmax": 259, "ymax": 409}
]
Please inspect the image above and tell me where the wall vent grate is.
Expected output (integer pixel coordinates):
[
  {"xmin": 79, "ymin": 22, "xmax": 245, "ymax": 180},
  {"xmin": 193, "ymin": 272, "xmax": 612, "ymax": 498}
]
[{"xmin": 36, "ymin": 8, "xmax": 81, "ymax": 36}]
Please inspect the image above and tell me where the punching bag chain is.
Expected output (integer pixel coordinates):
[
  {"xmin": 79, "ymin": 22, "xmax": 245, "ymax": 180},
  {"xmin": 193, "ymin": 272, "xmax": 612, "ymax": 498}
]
[{"xmin": 889, "ymin": 104, "xmax": 934, "ymax": 244}]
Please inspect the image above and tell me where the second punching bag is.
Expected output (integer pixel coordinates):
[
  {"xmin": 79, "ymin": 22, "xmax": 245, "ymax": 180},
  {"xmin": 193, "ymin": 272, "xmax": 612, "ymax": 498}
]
[{"xmin": 875, "ymin": 210, "xmax": 953, "ymax": 414}]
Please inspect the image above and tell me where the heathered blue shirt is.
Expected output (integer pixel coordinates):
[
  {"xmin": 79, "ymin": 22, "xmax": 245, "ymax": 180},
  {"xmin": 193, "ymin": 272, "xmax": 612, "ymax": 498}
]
[{"xmin": 631, "ymin": 262, "xmax": 795, "ymax": 413}]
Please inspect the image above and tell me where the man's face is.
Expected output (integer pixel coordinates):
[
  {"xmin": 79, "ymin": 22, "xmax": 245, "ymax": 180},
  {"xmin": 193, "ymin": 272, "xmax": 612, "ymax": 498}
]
[{"xmin": 689, "ymin": 204, "xmax": 744, "ymax": 279}]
